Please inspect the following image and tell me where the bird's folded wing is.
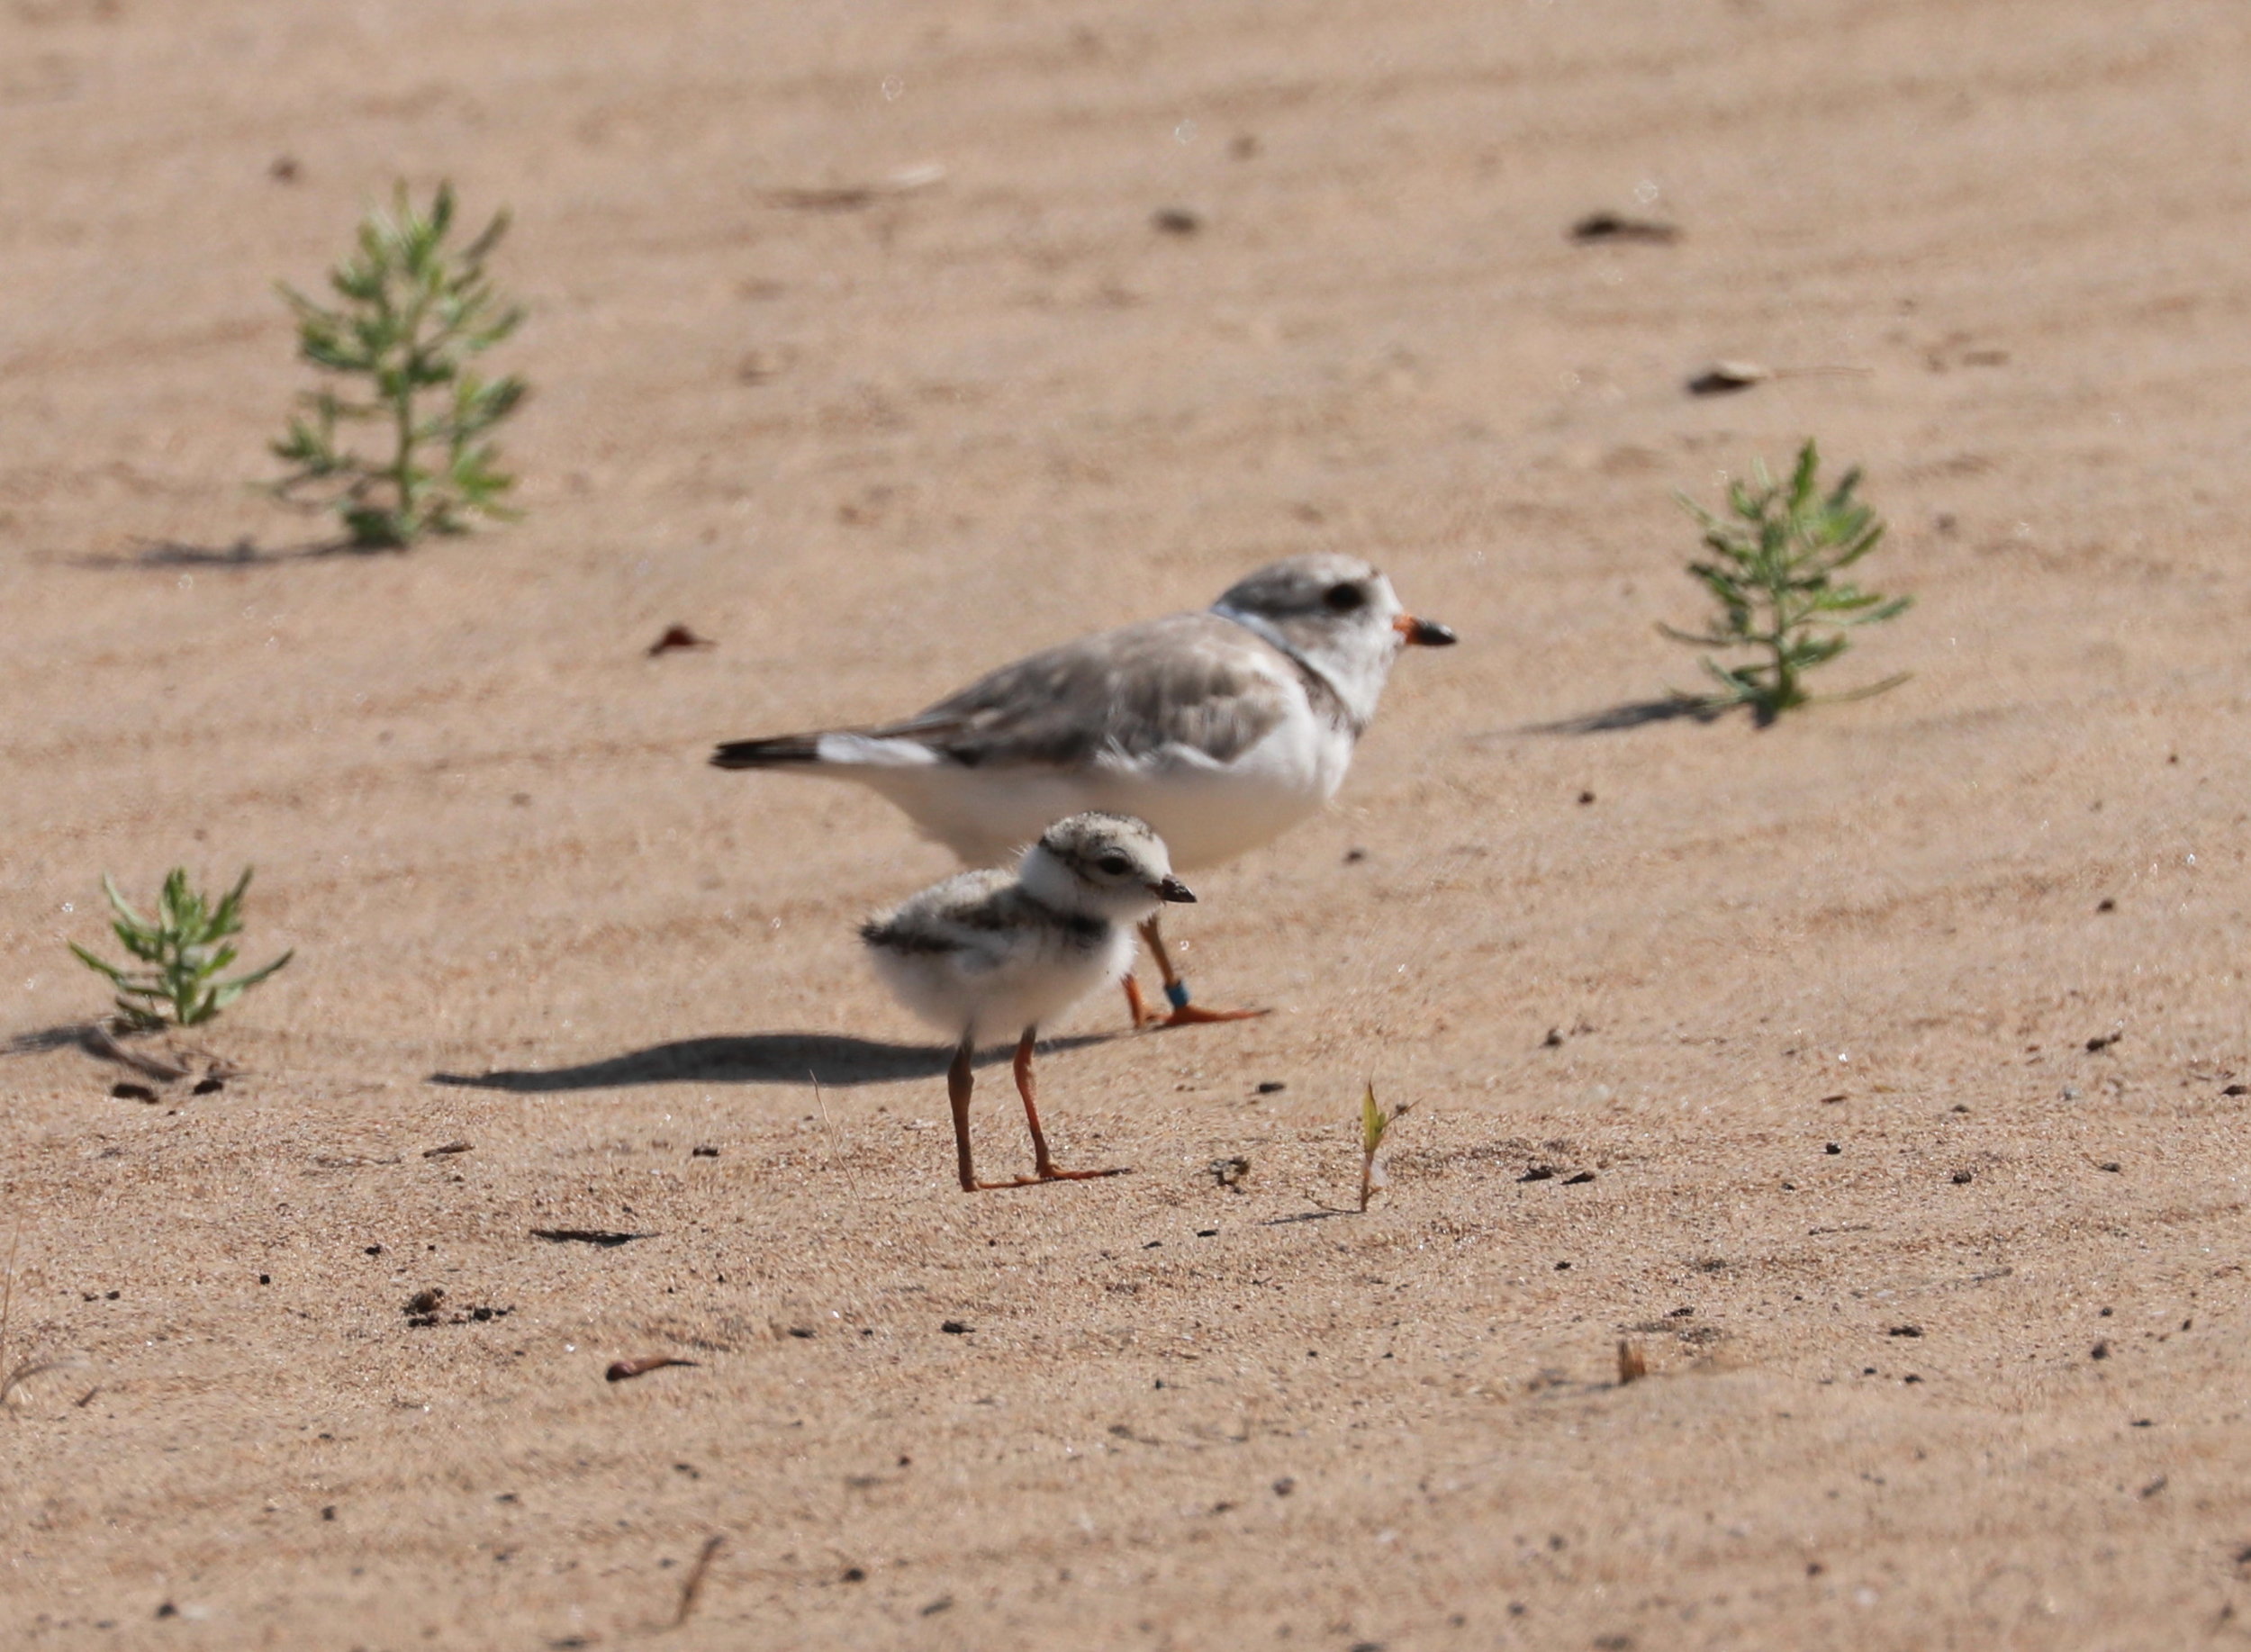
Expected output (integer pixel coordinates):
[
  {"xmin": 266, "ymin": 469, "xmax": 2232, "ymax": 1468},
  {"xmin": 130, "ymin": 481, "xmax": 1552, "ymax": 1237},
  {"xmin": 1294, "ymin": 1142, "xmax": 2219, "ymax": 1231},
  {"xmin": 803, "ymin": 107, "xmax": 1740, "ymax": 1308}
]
[
  {"xmin": 863, "ymin": 877, "xmax": 1050, "ymax": 970},
  {"xmin": 875, "ymin": 613, "xmax": 1295, "ymax": 770}
]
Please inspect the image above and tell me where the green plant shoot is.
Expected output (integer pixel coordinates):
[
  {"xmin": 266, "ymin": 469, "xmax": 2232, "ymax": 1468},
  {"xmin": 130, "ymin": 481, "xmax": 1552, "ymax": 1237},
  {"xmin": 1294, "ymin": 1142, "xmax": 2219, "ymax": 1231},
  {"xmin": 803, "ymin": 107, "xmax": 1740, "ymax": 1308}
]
[
  {"xmin": 1359, "ymin": 1083, "xmax": 1406, "ymax": 1213},
  {"xmin": 271, "ymin": 181, "xmax": 528, "ymax": 548},
  {"xmin": 1662, "ymin": 439, "xmax": 1912, "ymax": 723},
  {"xmin": 69, "ymin": 868, "xmax": 292, "ymax": 1030}
]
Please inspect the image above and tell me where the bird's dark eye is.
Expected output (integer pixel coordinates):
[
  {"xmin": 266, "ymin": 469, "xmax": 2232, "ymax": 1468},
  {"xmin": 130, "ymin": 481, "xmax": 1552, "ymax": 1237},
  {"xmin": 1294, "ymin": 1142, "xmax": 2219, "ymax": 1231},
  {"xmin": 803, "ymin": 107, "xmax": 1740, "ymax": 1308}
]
[
  {"xmin": 1322, "ymin": 582, "xmax": 1366, "ymax": 613},
  {"xmin": 1098, "ymin": 854, "xmax": 1132, "ymax": 876}
]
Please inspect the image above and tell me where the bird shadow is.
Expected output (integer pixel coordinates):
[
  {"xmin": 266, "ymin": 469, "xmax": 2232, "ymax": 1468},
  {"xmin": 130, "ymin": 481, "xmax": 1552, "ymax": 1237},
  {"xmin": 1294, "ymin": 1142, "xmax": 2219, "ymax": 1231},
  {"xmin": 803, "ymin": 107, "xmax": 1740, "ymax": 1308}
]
[
  {"xmin": 67, "ymin": 535, "xmax": 365, "ymax": 571},
  {"xmin": 1, "ymin": 1022, "xmax": 99, "ymax": 1058},
  {"xmin": 1519, "ymin": 695, "xmax": 1731, "ymax": 736},
  {"xmin": 428, "ymin": 1031, "xmax": 1113, "ymax": 1093}
]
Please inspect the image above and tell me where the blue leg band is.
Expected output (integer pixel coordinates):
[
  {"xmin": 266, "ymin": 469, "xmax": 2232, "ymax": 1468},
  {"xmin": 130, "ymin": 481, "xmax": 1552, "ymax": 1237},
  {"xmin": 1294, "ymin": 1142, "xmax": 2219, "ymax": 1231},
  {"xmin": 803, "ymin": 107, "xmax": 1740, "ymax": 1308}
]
[{"xmin": 1165, "ymin": 980, "xmax": 1191, "ymax": 1011}]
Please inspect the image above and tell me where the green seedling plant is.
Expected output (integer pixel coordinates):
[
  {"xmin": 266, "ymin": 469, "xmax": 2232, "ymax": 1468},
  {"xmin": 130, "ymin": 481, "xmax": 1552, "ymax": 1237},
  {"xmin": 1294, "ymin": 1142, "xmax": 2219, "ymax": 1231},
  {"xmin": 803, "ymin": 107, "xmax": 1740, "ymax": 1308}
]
[
  {"xmin": 1299, "ymin": 1086, "xmax": 1410, "ymax": 1214},
  {"xmin": 69, "ymin": 868, "xmax": 291, "ymax": 1031},
  {"xmin": 1662, "ymin": 439, "xmax": 1912, "ymax": 723},
  {"xmin": 271, "ymin": 181, "xmax": 528, "ymax": 548},
  {"xmin": 1358, "ymin": 1084, "xmax": 1406, "ymax": 1213}
]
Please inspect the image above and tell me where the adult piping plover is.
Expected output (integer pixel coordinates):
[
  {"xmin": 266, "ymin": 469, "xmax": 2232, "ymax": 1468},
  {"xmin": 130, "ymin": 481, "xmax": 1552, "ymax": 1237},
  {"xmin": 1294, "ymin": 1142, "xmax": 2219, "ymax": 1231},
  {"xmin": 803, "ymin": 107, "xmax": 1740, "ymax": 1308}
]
[
  {"xmin": 861, "ymin": 812, "xmax": 1194, "ymax": 1192},
  {"xmin": 715, "ymin": 552, "xmax": 1455, "ymax": 1025}
]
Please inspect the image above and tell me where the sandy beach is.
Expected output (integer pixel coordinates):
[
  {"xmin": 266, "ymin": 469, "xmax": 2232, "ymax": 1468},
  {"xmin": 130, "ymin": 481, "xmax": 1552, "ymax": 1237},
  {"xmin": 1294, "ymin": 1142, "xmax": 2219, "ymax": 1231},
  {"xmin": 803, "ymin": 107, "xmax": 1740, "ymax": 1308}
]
[{"xmin": 7, "ymin": 1, "xmax": 2251, "ymax": 1645}]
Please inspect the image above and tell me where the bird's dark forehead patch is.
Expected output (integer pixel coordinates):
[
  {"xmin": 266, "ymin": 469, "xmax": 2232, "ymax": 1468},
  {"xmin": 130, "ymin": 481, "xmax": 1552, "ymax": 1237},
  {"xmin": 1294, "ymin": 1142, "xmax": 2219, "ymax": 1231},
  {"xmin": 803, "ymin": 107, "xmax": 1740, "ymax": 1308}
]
[
  {"xmin": 1044, "ymin": 817, "xmax": 1157, "ymax": 873},
  {"xmin": 1217, "ymin": 553, "xmax": 1382, "ymax": 614},
  {"xmin": 1053, "ymin": 835, "xmax": 1118, "ymax": 864}
]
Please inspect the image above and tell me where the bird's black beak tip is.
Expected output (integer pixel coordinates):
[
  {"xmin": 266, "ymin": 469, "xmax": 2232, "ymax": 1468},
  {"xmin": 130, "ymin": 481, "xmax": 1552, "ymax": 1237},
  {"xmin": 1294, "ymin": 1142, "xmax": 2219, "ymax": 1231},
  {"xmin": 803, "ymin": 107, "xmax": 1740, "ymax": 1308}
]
[
  {"xmin": 1156, "ymin": 876, "xmax": 1197, "ymax": 904},
  {"xmin": 1409, "ymin": 618, "xmax": 1458, "ymax": 647}
]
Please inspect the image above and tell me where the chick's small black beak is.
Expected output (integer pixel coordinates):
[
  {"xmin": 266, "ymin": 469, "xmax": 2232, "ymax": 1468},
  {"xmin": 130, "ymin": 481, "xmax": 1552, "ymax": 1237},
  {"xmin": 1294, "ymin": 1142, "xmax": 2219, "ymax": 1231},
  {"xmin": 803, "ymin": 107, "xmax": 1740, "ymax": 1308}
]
[
  {"xmin": 1394, "ymin": 615, "xmax": 1458, "ymax": 646},
  {"xmin": 1154, "ymin": 875, "xmax": 1197, "ymax": 904}
]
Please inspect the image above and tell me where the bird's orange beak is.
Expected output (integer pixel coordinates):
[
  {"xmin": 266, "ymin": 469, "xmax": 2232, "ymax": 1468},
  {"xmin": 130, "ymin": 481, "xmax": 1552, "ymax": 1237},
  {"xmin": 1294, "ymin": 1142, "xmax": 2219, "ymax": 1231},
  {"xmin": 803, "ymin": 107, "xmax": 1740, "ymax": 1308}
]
[{"xmin": 1394, "ymin": 614, "xmax": 1458, "ymax": 645}]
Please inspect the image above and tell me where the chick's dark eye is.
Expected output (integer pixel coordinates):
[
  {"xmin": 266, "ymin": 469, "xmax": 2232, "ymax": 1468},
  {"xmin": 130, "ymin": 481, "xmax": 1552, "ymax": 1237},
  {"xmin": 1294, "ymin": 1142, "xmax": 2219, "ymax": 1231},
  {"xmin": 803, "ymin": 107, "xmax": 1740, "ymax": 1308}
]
[
  {"xmin": 1322, "ymin": 582, "xmax": 1366, "ymax": 613},
  {"xmin": 1098, "ymin": 854, "xmax": 1132, "ymax": 876}
]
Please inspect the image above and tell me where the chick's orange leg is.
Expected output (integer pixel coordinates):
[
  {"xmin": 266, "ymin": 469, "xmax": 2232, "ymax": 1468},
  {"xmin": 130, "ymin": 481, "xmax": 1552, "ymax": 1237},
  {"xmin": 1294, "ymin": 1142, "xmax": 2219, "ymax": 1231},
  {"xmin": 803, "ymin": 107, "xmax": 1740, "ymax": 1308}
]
[{"xmin": 999, "ymin": 1028, "xmax": 1128, "ymax": 1185}]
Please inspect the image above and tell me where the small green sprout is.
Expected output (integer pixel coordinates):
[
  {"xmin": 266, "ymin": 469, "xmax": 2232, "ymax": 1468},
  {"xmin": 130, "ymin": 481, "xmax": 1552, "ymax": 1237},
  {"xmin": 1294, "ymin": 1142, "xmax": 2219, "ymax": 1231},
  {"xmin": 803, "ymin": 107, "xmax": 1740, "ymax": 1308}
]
[
  {"xmin": 69, "ymin": 868, "xmax": 292, "ymax": 1030},
  {"xmin": 1359, "ymin": 1083, "xmax": 1407, "ymax": 1213},
  {"xmin": 1663, "ymin": 438, "xmax": 1912, "ymax": 723},
  {"xmin": 271, "ymin": 181, "xmax": 528, "ymax": 549}
]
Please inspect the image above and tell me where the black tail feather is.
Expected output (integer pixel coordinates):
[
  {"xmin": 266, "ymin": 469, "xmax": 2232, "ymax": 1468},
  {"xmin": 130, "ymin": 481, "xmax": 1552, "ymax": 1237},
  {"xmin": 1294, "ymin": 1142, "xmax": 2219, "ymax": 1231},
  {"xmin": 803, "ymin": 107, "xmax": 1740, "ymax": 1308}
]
[{"xmin": 710, "ymin": 734, "xmax": 827, "ymax": 769}]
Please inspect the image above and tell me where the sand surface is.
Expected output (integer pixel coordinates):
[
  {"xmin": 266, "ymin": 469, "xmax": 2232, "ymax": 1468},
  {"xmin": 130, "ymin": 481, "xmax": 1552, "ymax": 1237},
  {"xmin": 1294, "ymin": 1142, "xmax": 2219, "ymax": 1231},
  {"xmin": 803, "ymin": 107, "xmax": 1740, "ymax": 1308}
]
[{"xmin": 8, "ymin": 0, "xmax": 2251, "ymax": 1646}]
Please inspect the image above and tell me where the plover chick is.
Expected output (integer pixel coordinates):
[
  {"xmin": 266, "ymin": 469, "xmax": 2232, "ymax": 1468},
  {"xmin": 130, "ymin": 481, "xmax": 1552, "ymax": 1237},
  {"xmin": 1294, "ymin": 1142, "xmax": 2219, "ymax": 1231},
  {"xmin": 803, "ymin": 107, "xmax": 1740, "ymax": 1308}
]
[
  {"xmin": 716, "ymin": 552, "xmax": 1454, "ymax": 1026},
  {"xmin": 860, "ymin": 812, "xmax": 1194, "ymax": 1192}
]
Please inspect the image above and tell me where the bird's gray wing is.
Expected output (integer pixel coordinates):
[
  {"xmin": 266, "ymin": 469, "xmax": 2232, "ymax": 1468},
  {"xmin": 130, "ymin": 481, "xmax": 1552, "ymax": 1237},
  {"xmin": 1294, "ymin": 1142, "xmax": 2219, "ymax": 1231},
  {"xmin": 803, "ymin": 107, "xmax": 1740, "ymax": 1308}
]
[{"xmin": 872, "ymin": 613, "xmax": 1295, "ymax": 770}]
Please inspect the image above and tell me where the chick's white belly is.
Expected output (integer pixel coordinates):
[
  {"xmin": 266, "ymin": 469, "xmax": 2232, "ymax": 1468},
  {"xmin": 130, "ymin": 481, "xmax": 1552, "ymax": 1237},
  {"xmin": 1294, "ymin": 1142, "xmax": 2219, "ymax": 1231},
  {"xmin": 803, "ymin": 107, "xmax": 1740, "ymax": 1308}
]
[
  {"xmin": 872, "ymin": 924, "xmax": 1135, "ymax": 1043},
  {"xmin": 856, "ymin": 717, "xmax": 1351, "ymax": 871}
]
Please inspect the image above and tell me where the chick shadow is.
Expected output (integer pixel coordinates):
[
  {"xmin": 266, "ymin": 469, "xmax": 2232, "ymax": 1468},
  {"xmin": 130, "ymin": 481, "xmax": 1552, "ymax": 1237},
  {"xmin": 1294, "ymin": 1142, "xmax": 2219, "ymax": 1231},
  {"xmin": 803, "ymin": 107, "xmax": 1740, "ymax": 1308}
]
[
  {"xmin": 1521, "ymin": 696, "xmax": 1730, "ymax": 736},
  {"xmin": 428, "ymin": 1031, "xmax": 1113, "ymax": 1093}
]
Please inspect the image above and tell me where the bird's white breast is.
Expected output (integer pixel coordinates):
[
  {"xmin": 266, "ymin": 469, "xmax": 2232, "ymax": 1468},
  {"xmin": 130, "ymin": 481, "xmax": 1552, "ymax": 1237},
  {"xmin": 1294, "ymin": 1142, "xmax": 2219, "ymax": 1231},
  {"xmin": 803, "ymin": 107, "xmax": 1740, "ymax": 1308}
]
[{"xmin": 871, "ymin": 915, "xmax": 1135, "ymax": 1043}]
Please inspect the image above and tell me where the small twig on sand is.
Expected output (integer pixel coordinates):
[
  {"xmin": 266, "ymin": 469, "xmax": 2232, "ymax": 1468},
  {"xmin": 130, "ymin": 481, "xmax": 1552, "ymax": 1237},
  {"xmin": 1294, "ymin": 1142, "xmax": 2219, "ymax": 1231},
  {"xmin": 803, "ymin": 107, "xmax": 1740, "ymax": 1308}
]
[
  {"xmin": 0, "ymin": 1214, "xmax": 19, "ymax": 1381},
  {"xmin": 764, "ymin": 162, "xmax": 945, "ymax": 212},
  {"xmin": 812, "ymin": 1075, "xmax": 862, "ymax": 1201},
  {"xmin": 0, "ymin": 1214, "xmax": 80, "ymax": 1410},
  {"xmin": 531, "ymin": 1228, "xmax": 652, "ymax": 1247},
  {"xmin": 606, "ymin": 1355, "xmax": 699, "ymax": 1384},
  {"xmin": 671, "ymin": 1534, "xmax": 726, "ymax": 1629},
  {"xmin": 1, "ymin": 1359, "xmax": 74, "ymax": 1407},
  {"xmin": 1617, "ymin": 1340, "xmax": 1648, "ymax": 1386}
]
